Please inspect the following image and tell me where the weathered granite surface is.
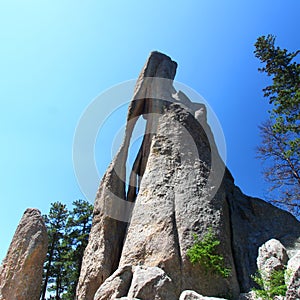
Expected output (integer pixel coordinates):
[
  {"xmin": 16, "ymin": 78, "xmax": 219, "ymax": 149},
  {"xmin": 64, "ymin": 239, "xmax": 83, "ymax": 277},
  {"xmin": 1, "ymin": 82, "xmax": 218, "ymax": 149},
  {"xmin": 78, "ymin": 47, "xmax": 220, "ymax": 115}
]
[
  {"xmin": 76, "ymin": 51, "xmax": 300, "ymax": 300},
  {"xmin": 0, "ymin": 208, "xmax": 48, "ymax": 300}
]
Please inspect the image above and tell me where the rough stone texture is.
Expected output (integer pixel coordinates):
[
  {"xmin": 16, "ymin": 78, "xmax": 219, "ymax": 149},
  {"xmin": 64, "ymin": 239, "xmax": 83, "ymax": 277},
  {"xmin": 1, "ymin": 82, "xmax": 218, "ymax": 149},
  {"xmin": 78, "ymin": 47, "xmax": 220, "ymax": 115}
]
[
  {"xmin": 179, "ymin": 290, "xmax": 228, "ymax": 299},
  {"xmin": 127, "ymin": 266, "xmax": 177, "ymax": 300},
  {"xmin": 93, "ymin": 265, "xmax": 133, "ymax": 300},
  {"xmin": 238, "ymin": 292, "xmax": 284, "ymax": 300},
  {"xmin": 285, "ymin": 250, "xmax": 300, "ymax": 285},
  {"xmin": 0, "ymin": 208, "xmax": 48, "ymax": 300},
  {"xmin": 76, "ymin": 51, "xmax": 178, "ymax": 300},
  {"xmin": 238, "ymin": 292, "xmax": 256, "ymax": 300},
  {"xmin": 256, "ymin": 239, "xmax": 288, "ymax": 280},
  {"xmin": 226, "ymin": 183, "xmax": 300, "ymax": 292},
  {"xmin": 75, "ymin": 159, "xmax": 128, "ymax": 300},
  {"xmin": 94, "ymin": 265, "xmax": 176, "ymax": 300},
  {"xmin": 77, "ymin": 51, "xmax": 300, "ymax": 300},
  {"xmin": 94, "ymin": 265, "xmax": 133, "ymax": 300},
  {"xmin": 285, "ymin": 251, "xmax": 300, "ymax": 300},
  {"xmin": 286, "ymin": 265, "xmax": 300, "ymax": 300},
  {"xmin": 119, "ymin": 103, "xmax": 240, "ymax": 298},
  {"xmin": 116, "ymin": 298, "xmax": 141, "ymax": 300}
]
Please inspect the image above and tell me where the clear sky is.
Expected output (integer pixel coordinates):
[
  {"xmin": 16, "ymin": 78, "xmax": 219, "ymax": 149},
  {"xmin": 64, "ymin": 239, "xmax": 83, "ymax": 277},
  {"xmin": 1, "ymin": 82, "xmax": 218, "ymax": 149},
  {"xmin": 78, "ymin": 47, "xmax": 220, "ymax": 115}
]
[{"xmin": 1, "ymin": 0, "xmax": 300, "ymax": 262}]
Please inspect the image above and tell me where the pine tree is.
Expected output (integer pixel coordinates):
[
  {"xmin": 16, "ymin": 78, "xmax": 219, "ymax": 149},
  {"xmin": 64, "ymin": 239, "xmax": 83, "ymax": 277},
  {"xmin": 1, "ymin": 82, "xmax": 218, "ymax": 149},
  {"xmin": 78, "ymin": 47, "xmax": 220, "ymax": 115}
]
[
  {"xmin": 41, "ymin": 202, "xmax": 69, "ymax": 300},
  {"xmin": 61, "ymin": 200, "xmax": 93, "ymax": 300},
  {"xmin": 254, "ymin": 35, "xmax": 300, "ymax": 135},
  {"xmin": 41, "ymin": 200, "xmax": 93, "ymax": 300},
  {"xmin": 254, "ymin": 35, "xmax": 300, "ymax": 215}
]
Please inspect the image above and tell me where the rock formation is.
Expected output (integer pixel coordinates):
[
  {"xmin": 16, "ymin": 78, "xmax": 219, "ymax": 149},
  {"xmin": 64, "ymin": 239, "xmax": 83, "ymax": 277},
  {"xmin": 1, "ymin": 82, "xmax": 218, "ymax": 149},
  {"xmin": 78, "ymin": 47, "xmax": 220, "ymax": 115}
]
[
  {"xmin": 257, "ymin": 239, "xmax": 289, "ymax": 270},
  {"xmin": 179, "ymin": 290, "xmax": 228, "ymax": 300},
  {"xmin": 76, "ymin": 52, "xmax": 300, "ymax": 300},
  {"xmin": 0, "ymin": 208, "xmax": 48, "ymax": 300},
  {"xmin": 256, "ymin": 238, "xmax": 288, "ymax": 288},
  {"xmin": 94, "ymin": 265, "xmax": 177, "ymax": 300},
  {"xmin": 286, "ymin": 265, "xmax": 300, "ymax": 300},
  {"xmin": 241, "ymin": 239, "xmax": 300, "ymax": 299}
]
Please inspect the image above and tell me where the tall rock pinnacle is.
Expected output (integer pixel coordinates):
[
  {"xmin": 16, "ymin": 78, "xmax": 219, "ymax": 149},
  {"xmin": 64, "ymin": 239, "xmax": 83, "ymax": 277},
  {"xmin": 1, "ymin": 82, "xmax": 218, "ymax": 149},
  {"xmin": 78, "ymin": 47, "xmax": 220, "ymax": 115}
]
[
  {"xmin": 76, "ymin": 52, "xmax": 300, "ymax": 300},
  {"xmin": 0, "ymin": 208, "xmax": 48, "ymax": 300}
]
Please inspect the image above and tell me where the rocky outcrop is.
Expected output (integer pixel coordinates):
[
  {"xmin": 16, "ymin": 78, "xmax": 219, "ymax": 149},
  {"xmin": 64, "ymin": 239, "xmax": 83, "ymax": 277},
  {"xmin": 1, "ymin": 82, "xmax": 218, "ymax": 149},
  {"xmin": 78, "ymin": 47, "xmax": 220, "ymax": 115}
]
[
  {"xmin": 238, "ymin": 292, "xmax": 256, "ymax": 300},
  {"xmin": 247, "ymin": 239, "xmax": 300, "ymax": 300},
  {"xmin": 285, "ymin": 251, "xmax": 300, "ymax": 299},
  {"xmin": 76, "ymin": 51, "xmax": 300, "ymax": 300},
  {"xmin": 118, "ymin": 102, "xmax": 239, "ymax": 298},
  {"xmin": 256, "ymin": 238, "xmax": 288, "ymax": 287},
  {"xmin": 286, "ymin": 265, "xmax": 300, "ymax": 299},
  {"xmin": 126, "ymin": 265, "xmax": 176, "ymax": 300},
  {"xmin": 179, "ymin": 290, "xmax": 228, "ymax": 299},
  {"xmin": 93, "ymin": 265, "xmax": 134, "ymax": 300},
  {"xmin": 93, "ymin": 264, "xmax": 177, "ymax": 300},
  {"xmin": 257, "ymin": 239, "xmax": 288, "ymax": 273},
  {"xmin": 226, "ymin": 185, "xmax": 300, "ymax": 292},
  {"xmin": 286, "ymin": 251, "xmax": 300, "ymax": 284},
  {"xmin": 0, "ymin": 208, "xmax": 48, "ymax": 300},
  {"xmin": 76, "ymin": 52, "xmax": 178, "ymax": 300}
]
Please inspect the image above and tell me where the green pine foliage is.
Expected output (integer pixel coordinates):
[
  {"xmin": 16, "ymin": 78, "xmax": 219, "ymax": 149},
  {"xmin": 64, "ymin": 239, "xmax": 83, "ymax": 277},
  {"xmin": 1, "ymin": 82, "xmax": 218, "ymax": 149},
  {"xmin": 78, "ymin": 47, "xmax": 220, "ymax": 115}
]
[
  {"xmin": 254, "ymin": 34, "xmax": 300, "ymax": 137},
  {"xmin": 186, "ymin": 228, "xmax": 231, "ymax": 278},
  {"xmin": 254, "ymin": 34, "xmax": 300, "ymax": 216},
  {"xmin": 40, "ymin": 200, "xmax": 93, "ymax": 300},
  {"xmin": 41, "ymin": 202, "xmax": 69, "ymax": 300},
  {"xmin": 251, "ymin": 269, "xmax": 287, "ymax": 300},
  {"xmin": 62, "ymin": 200, "xmax": 93, "ymax": 300}
]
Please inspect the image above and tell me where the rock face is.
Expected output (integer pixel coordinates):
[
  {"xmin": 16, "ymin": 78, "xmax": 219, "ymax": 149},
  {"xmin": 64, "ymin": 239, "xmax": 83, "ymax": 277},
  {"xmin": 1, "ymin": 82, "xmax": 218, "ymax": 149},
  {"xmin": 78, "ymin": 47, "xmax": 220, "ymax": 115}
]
[
  {"xmin": 93, "ymin": 265, "xmax": 134, "ymax": 300},
  {"xmin": 179, "ymin": 290, "xmax": 228, "ymax": 299},
  {"xmin": 94, "ymin": 265, "xmax": 177, "ymax": 300},
  {"xmin": 286, "ymin": 265, "xmax": 300, "ymax": 300},
  {"xmin": 226, "ymin": 186, "xmax": 300, "ymax": 292},
  {"xmin": 285, "ymin": 251, "xmax": 300, "ymax": 299},
  {"xmin": 256, "ymin": 239, "xmax": 288, "ymax": 286},
  {"xmin": 0, "ymin": 208, "xmax": 48, "ymax": 300},
  {"xmin": 76, "ymin": 51, "xmax": 300, "ymax": 300}
]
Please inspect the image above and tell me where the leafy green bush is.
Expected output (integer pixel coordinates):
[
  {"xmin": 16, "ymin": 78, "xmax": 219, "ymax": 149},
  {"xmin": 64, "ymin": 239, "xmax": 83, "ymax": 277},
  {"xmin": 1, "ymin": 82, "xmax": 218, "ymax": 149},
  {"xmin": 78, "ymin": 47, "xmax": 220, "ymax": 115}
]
[
  {"xmin": 251, "ymin": 269, "xmax": 287, "ymax": 300},
  {"xmin": 186, "ymin": 228, "xmax": 231, "ymax": 278}
]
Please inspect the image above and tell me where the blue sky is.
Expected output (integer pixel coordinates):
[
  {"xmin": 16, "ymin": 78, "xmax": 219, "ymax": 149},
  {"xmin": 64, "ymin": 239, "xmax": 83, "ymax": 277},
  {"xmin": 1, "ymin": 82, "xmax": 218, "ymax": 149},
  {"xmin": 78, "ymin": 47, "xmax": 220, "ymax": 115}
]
[{"xmin": 1, "ymin": 0, "xmax": 299, "ymax": 261}]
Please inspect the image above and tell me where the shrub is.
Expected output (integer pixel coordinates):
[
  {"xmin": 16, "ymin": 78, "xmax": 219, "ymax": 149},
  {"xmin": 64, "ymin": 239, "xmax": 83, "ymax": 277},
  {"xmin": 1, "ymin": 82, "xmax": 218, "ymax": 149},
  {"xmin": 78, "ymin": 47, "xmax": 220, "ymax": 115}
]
[
  {"xmin": 186, "ymin": 227, "xmax": 231, "ymax": 278},
  {"xmin": 251, "ymin": 269, "xmax": 287, "ymax": 300}
]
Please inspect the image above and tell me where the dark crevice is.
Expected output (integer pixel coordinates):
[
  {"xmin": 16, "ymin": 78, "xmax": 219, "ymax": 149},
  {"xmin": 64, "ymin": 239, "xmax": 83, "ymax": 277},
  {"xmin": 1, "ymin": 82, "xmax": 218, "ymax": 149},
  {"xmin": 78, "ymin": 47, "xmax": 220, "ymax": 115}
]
[
  {"xmin": 225, "ymin": 195, "xmax": 242, "ymax": 292},
  {"xmin": 119, "ymin": 268, "xmax": 133, "ymax": 298},
  {"xmin": 171, "ymin": 208, "xmax": 183, "ymax": 293},
  {"xmin": 127, "ymin": 132, "xmax": 153, "ymax": 203}
]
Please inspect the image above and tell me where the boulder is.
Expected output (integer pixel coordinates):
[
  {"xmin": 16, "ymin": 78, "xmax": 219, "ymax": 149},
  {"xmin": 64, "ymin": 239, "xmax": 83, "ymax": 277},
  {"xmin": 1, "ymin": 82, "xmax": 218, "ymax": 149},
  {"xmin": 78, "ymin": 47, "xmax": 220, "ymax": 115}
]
[
  {"xmin": 179, "ymin": 290, "xmax": 228, "ymax": 299},
  {"xmin": 257, "ymin": 239, "xmax": 288, "ymax": 276},
  {"xmin": 94, "ymin": 265, "xmax": 177, "ymax": 300},
  {"xmin": 127, "ymin": 265, "xmax": 176, "ymax": 300},
  {"xmin": 0, "ymin": 208, "xmax": 48, "ymax": 300},
  {"xmin": 93, "ymin": 265, "xmax": 133, "ymax": 300}
]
